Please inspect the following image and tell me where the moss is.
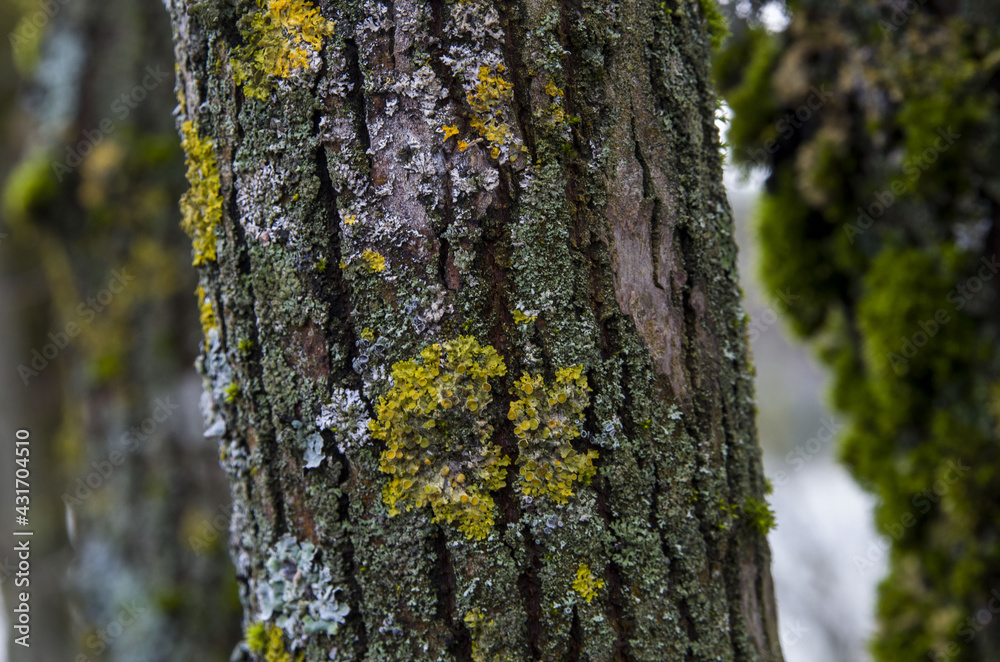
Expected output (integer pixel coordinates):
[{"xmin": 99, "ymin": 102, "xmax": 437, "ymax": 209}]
[
  {"xmin": 755, "ymin": 167, "xmax": 839, "ymax": 336},
  {"xmin": 179, "ymin": 120, "xmax": 222, "ymax": 265},
  {"xmin": 571, "ymin": 563, "xmax": 605, "ymax": 604},
  {"xmin": 697, "ymin": 0, "xmax": 729, "ymax": 50},
  {"xmin": 721, "ymin": 7, "xmax": 1000, "ymax": 659},
  {"xmin": 743, "ymin": 497, "xmax": 776, "ymax": 536},
  {"xmin": 714, "ymin": 27, "xmax": 778, "ymax": 169},
  {"xmin": 232, "ymin": 0, "xmax": 336, "ymax": 100},
  {"xmin": 2, "ymin": 149, "xmax": 58, "ymax": 223}
]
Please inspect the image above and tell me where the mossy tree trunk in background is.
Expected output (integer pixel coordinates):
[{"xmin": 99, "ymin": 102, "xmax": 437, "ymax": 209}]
[
  {"xmin": 165, "ymin": 0, "xmax": 781, "ymax": 660},
  {"xmin": 1, "ymin": 0, "xmax": 240, "ymax": 660},
  {"xmin": 716, "ymin": 1, "xmax": 1000, "ymax": 660}
]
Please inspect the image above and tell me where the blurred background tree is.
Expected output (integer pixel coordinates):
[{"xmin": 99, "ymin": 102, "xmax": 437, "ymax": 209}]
[
  {"xmin": 716, "ymin": 0, "xmax": 1000, "ymax": 659},
  {"xmin": 0, "ymin": 0, "xmax": 240, "ymax": 660}
]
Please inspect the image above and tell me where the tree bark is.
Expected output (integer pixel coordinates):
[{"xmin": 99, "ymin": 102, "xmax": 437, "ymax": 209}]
[{"xmin": 165, "ymin": 0, "xmax": 782, "ymax": 660}]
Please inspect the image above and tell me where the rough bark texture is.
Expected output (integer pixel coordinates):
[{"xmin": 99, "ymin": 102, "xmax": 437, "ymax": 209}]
[
  {"xmin": 1, "ymin": 0, "xmax": 240, "ymax": 659},
  {"xmin": 165, "ymin": 0, "xmax": 782, "ymax": 660}
]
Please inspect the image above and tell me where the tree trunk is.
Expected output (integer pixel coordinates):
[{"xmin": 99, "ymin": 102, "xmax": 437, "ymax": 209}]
[{"xmin": 165, "ymin": 0, "xmax": 781, "ymax": 660}]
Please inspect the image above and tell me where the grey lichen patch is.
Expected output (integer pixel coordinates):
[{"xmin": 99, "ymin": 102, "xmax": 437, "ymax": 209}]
[
  {"xmin": 316, "ymin": 387, "xmax": 371, "ymax": 454},
  {"xmin": 255, "ymin": 534, "xmax": 351, "ymax": 646}
]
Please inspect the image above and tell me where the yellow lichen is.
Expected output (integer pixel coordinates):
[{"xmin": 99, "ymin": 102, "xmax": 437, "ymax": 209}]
[
  {"xmin": 467, "ymin": 64, "xmax": 520, "ymax": 160},
  {"xmin": 464, "ymin": 608, "xmax": 489, "ymax": 662},
  {"xmin": 544, "ymin": 78, "xmax": 567, "ymax": 124},
  {"xmin": 442, "ymin": 124, "xmax": 460, "ymax": 141},
  {"xmin": 371, "ymin": 337, "xmax": 509, "ymax": 540},
  {"xmin": 195, "ymin": 285, "xmax": 218, "ymax": 348},
  {"xmin": 509, "ymin": 365, "xmax": 598, "ymax": 504},
  {"xmin": 512, "ymin": 309, "xmax": 536, "ymax": 324},
  {"xmin": 572, "ymin": 563, "xmax": 604, "ymax": 604},
  {"xmin": 245, "ymin": 622, "xmax": 302, "ymax": 662},
  {"xmin": 343, "ymin": 212, "xmax": 357, "ymax": 225},
  {"xmin": 233, "ymin": 0, "xmax": 336, "ymax": 100},
  {"xmin": 360, "ymin": 249, "xmax": 386, "ymax": 273},
  {"xmin": 245, "ymin": 621, "xmax": 267, "ymax": 653},
  {"xmin": 179, "ymin": 121, "xmax": 222, "ymax": 265}
]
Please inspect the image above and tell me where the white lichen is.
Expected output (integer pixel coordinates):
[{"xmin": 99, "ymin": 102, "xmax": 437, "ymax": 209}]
[
  {"xmin": 315, "ymin": 388, "xmax": 371, "ymax": 453},
  {"xmin": 255, "ymin": 534, "xmax": 350, "ymax": 647}
]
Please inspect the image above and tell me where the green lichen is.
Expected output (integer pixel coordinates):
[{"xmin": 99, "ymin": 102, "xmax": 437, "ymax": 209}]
[
  {"xmin": 232, "ymin": 0, "xmax": 336, "ymax": 101},
  {"xmin": 371, "ymin": 336, "xmax": 509, "ymax": 540},
  {"xmin": 509, "ymin": 366, "xmax": 598, "ymax": 504},
  {"xmin": 179, "ymin": 120, "xmax": 222, "ymax": 266}
]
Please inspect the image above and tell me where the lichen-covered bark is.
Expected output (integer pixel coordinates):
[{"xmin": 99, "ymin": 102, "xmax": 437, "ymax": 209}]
[{"xmin": 164, "ymin": 0, "xmax": 781, "ymax": 660}]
